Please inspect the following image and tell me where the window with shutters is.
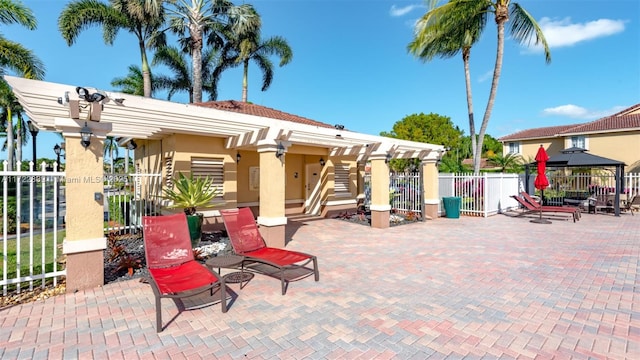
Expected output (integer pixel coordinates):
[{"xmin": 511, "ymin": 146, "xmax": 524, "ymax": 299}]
[
  {"xmin": 334, "ymin": 163, "xmax": 351, "ymax": 196},
  {"xmin": 190, "ymin": 157, "xmax": 224, "ymax": 197}
]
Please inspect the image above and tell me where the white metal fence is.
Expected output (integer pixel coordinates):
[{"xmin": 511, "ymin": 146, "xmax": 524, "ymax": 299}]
[
  {"xmin": 1, "ymin": 161, "xmax": 65, "ymax": 296},
  {"xmin": 439, "ymin": 173, "xmax": 522, "ymax": 217},
  {"xmin": 363, "ymin": 172, "xmax": 424, "ymax": 216},
  {"xmin": 103, "ymin": 172, "xmax": 163, "ymax": 235}
]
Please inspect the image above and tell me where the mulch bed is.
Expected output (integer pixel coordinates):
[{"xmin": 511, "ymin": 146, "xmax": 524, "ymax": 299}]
[{"xmin": 333, "ymin": 210, "xmax": 422, "ymax": 227}]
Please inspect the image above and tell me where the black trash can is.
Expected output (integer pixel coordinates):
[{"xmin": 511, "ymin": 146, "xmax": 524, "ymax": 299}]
[{"xmin": 442, "ymin": 197, "xmax": 461, "ymax": 219}]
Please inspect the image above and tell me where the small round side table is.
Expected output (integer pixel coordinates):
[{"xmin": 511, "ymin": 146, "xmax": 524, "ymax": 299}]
[{"xmin": 205, "ymin": 255, "xmax": 253, "ymax": 289}]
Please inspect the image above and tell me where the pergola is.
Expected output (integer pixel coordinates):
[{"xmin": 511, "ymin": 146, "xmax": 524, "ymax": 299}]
[
  {"xmin": 526, "ymin": 147, "xmax": 626, "ymax": 216},
  {"xmin": 4, "ymin": 76, "xmax": 442, "ymax": 161}
]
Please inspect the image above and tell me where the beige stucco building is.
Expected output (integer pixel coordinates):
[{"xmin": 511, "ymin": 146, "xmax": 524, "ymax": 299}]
[
  {"xmin": 6, "ymin": 76, "xmax": 446, "ymax": 292},
  {"xmin": 499, "ymin": 104, "xmax": 640, "ymax": 171}
]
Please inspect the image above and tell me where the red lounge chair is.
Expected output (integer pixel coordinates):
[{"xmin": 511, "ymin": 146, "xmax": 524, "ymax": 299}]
[
  {"xmin": 520, "ymin": 191, "xmax": 581, "ymax": 220},
  {"xmin": 510, "ymin": 195, "xmax": 579, "ymax": 222},
  {"xmin": 219, "ymin": 208, "xmax": 319, "ymax": 295},
  {"xmin": 143, "ymin": 213, "xmax": 227, "ymax": 332}
]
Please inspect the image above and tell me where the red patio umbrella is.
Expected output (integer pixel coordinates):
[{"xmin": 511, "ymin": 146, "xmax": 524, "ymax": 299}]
[{"xmin": 532, "ymin": 145, "xmax": 550, "ymax": 223}]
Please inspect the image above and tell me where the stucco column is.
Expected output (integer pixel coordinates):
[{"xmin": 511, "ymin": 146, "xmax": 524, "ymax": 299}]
[
  {"xmin": 56, "ymin": 118, "xmax": 112, "ymax": 292},
  {"xmin": 369, "ymin": 154, "xmax": 390, "ymax": 228},
  {"xmin": 422, "ymin": 158, "xmax": 439, "ymax": 220},
  {"xmin": 257, "ymin": 141, "xmax": 287, "ymax": 248}
]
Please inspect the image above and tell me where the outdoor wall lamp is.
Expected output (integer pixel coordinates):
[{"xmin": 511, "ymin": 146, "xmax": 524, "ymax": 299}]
[
  {"xmin": 385, "ymin": 152, "xmax": 393, "ymax": 164},
  {"xmin": 236, "ymin": 151, "xmax": 241, "ymax": 163},
  {"xmin": 275, "ymin": 142, "xmax": 285, "ymax": 158},
  {"xmin": 80, "ymin": 121, "xmax": 93, "ymax": 149},
  {"xmin": 319, "ymin": 157, "xmax": 326, "ymax": 167},
  {"xmin": 76, "ymin": 86, "xmax": 106, "ymax": 103},
  {"xmin": 126, "ymin": 139, "xmax": 137, "ymax": 150}
]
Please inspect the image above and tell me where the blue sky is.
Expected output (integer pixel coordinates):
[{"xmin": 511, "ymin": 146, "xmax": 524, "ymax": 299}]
[{"xmin": 4, "ymin": 0, "xmax": 639, "ymax": 161}]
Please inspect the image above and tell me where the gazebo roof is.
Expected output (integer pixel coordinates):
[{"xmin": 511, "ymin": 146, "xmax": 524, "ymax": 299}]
[{"xmin": 545, "ymin": 147, "xmax": 625, "ymax": 168}]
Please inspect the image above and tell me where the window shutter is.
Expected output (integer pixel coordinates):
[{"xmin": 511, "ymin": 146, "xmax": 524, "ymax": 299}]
[
  {"xmin": 165, "ymin": 157, "xmax": 173, "ymax": 188},
  {"xmin": 191, "ymin": 157, "xmax": 224, "ymax": 196},
  {"xmin": 334, "ymin": 163, "xmax": 350, "ymax": 195}
]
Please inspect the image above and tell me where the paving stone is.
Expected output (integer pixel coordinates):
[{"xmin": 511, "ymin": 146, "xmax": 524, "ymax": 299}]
[{"xmin": 1, "ymin": 215, "xmax": 638, "ymax": 358}]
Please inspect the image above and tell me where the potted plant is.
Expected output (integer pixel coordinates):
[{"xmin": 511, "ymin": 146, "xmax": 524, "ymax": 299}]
[{"xmin": 163, "ymin": 172, "xmax": 222, "ymax": 248}]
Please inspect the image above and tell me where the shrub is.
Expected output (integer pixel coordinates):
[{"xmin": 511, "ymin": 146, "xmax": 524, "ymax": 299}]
[{"xmin": 0, "ymin": 198, "xmax": 17, "ymax": 234}]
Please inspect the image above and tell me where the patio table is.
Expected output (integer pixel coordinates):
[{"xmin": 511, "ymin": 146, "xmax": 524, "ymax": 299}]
[{"xmin": 206, "ymin": 255, "xmax": 253, "ymax": 289}]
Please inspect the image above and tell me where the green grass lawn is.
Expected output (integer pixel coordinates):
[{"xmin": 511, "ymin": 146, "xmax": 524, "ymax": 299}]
[{"xmin": 1, "ymin": 229, "xmax": 66, "ymax": 289}]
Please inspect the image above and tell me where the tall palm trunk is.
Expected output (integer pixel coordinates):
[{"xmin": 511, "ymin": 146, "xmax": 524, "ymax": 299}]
[
  {"xmin": 462, "ymin": 47, "xmax": 476, "ymax": 170},
  {"xmin": 139, "ymin": 40, "xmax": 152, "ymax": 98},
  {"xmin": 15, "ymin": 117, "xmax": 21, "ymax": 167},
  {"xmin": 5, "ymin": 109, "xmax": 14, "ymax": 171},
  {"xmin": 191, "ymin": 26, "xmax": 203, "ymax": 103},
  {"xmin": 242, "ymin": 59, "xmax": 249, "ymax": 102},
  {"xmin": 110, "ymin": 147, "xmax": 114, "ymax": 174},
  {"xmin": 474, "ymin": 5, "xmax": 508, "ymax": 174}
]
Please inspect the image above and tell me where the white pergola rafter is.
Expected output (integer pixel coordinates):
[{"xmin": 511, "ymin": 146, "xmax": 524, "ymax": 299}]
[{"xmin": 5, "ymin": 76, "xmax": 444, "ymax": 158}]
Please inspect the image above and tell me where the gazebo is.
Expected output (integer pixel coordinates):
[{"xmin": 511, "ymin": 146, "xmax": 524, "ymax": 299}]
[{"xmin": 526, "ymin": 147, "xmax": 626, "ymax": 216}]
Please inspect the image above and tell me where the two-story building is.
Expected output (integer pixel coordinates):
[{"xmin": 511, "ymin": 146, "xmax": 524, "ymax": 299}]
[{"xmin": 499, "ymin": 104, "xmax": 640, "ymax": 172}]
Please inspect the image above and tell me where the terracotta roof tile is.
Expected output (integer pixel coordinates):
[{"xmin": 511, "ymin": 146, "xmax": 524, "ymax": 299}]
[
  {"xmin": 609, "ymin": 103, "xmax": 640, "ymax": 117},
  {"xmin": 499, "ymin": 103, "xmax": 640, "ymax": 141},
  {"xmin": 195, "ymin": 100, "xmax": 335, "ymax": 129},
  {"xmin": 498, "ymin": 124, "xmax": 580, "ymax": 141},
  {"xmin": 560, "ymin": 114, "xmax": 640, "ymax": 134}
]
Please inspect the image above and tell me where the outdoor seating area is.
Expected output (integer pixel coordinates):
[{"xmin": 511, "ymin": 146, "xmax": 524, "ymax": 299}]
[
  {"xmin": 510, "ymin": 192, "xmax": 581, "ymax": 222},
  {"xmin": 1, "ymin": 214, "xmax": 638, "ymax": 358},
  {"xmin": 141, "ymin": 209, "xmax": 320, "ymax": 332},
  {"xmin": 219, "ymin": 208, "xmax": 320, "ymax": 295}
]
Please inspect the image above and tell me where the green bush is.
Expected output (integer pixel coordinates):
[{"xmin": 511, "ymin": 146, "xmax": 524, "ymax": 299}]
[{"xmin": 0, "ymin": 198, "xmax": 17, "ymax": 234}]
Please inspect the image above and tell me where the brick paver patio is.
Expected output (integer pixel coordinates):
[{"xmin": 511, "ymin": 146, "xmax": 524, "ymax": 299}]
[{"xmin": 1, "ymin": 212, "xmax": 639, "ymax": 359}]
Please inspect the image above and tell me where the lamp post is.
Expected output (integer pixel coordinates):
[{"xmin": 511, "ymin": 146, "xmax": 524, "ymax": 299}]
[
  {"xmin": 27, "ymin": 120, "xmax": 39, "ymax": 168},
  {"xmin": 53, "ymin": 144, "xmax": 61, "ymax": 168}
]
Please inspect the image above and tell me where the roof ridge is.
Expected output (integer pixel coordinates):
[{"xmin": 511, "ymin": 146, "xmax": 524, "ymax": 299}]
[
  {"xmin": 195, "ymin": 100, "xmax": 335, "ymax": 129},
  {"xmin": 608, "ymin": 103, "xmax": 640, "ymax": 117}
]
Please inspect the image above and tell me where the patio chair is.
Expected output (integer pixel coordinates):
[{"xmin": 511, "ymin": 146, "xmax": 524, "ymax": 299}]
[
  {"xmin": 219, "ymin": 208, "xmax": 319, "ymax": 295},
  {"xmin": 143, "ymin": 213, "xmax": 227, "ymax": 332},
  {"xmin": 622, "ymin": 195, "xmax": 639, "ymax": 215},
  {"xmin": 520, "ymin": 192, "xmax": 581, "ymax": 220},
  {"xmin": 510, "ymin": 195, "xmax": 578, "ymax": 222}
]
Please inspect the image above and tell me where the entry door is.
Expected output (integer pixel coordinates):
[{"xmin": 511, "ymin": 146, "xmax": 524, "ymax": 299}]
[{"xmin": 305, "ymin": 163, "xmax": 322, "ymax": 214}]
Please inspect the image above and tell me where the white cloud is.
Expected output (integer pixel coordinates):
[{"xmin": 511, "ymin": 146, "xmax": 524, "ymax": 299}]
[
  {"xmin": 541, "ymin": 104, "xmax": 628, "ymax": 119},
  {"xmin": 390, "ymin": 4, "xmax": 421, "ymax": 17},
  {"xmin": 477, "ymin": 70, "xmax": 493, "ymax": 83},
  {"xmin": 531, "ymin": 17, "xmax": 626, "ymax": 50}
]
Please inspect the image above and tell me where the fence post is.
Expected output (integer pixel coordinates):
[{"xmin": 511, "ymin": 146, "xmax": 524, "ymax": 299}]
[{"xmin": 422, "ymin": 157, "xmax": 439, "ymax": 220}]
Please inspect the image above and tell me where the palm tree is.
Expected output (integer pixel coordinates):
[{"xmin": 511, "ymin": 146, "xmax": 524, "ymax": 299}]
[
  {"xmin": 164, "ymin": 0, "xmax": 260, "ymax": 103},
  {"xmin": 0, "ymin": 0, "xmax": 45, "ymax": 170},
  {"xmin": 58, "ymin": 0, "xmax": 166, "ymax": 98},
  {"xmin": 217, "ymin": 31, "xmax": 293, "ymax": 102},
  {"xmin": 152, "ymin": 45, "xmax": 219, "ymax": 102},
  {"xmin": 487, "ymin": 152, "xmax": 523, "ymax": 173},
  {"xmin": 0, "ymin": 79, "xmax": 32, "ymax": 170},
  {"xmin": 111, "ymin": 64, "xmax": 151, "ymax": 96},
  {"xmin": 410, "ymin": 0, "xmax": 551, "ymax": 174},
  {"xmin": 0, "ymin": 0, "xmax": 45, "ymax": 79},
  {"xmin": 104, "ymin": 136, "xmax": 120, "ymax": 174},
  {"xmin": 408, "ymin": 0, "xmax": 485, "ymax": 173}
]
